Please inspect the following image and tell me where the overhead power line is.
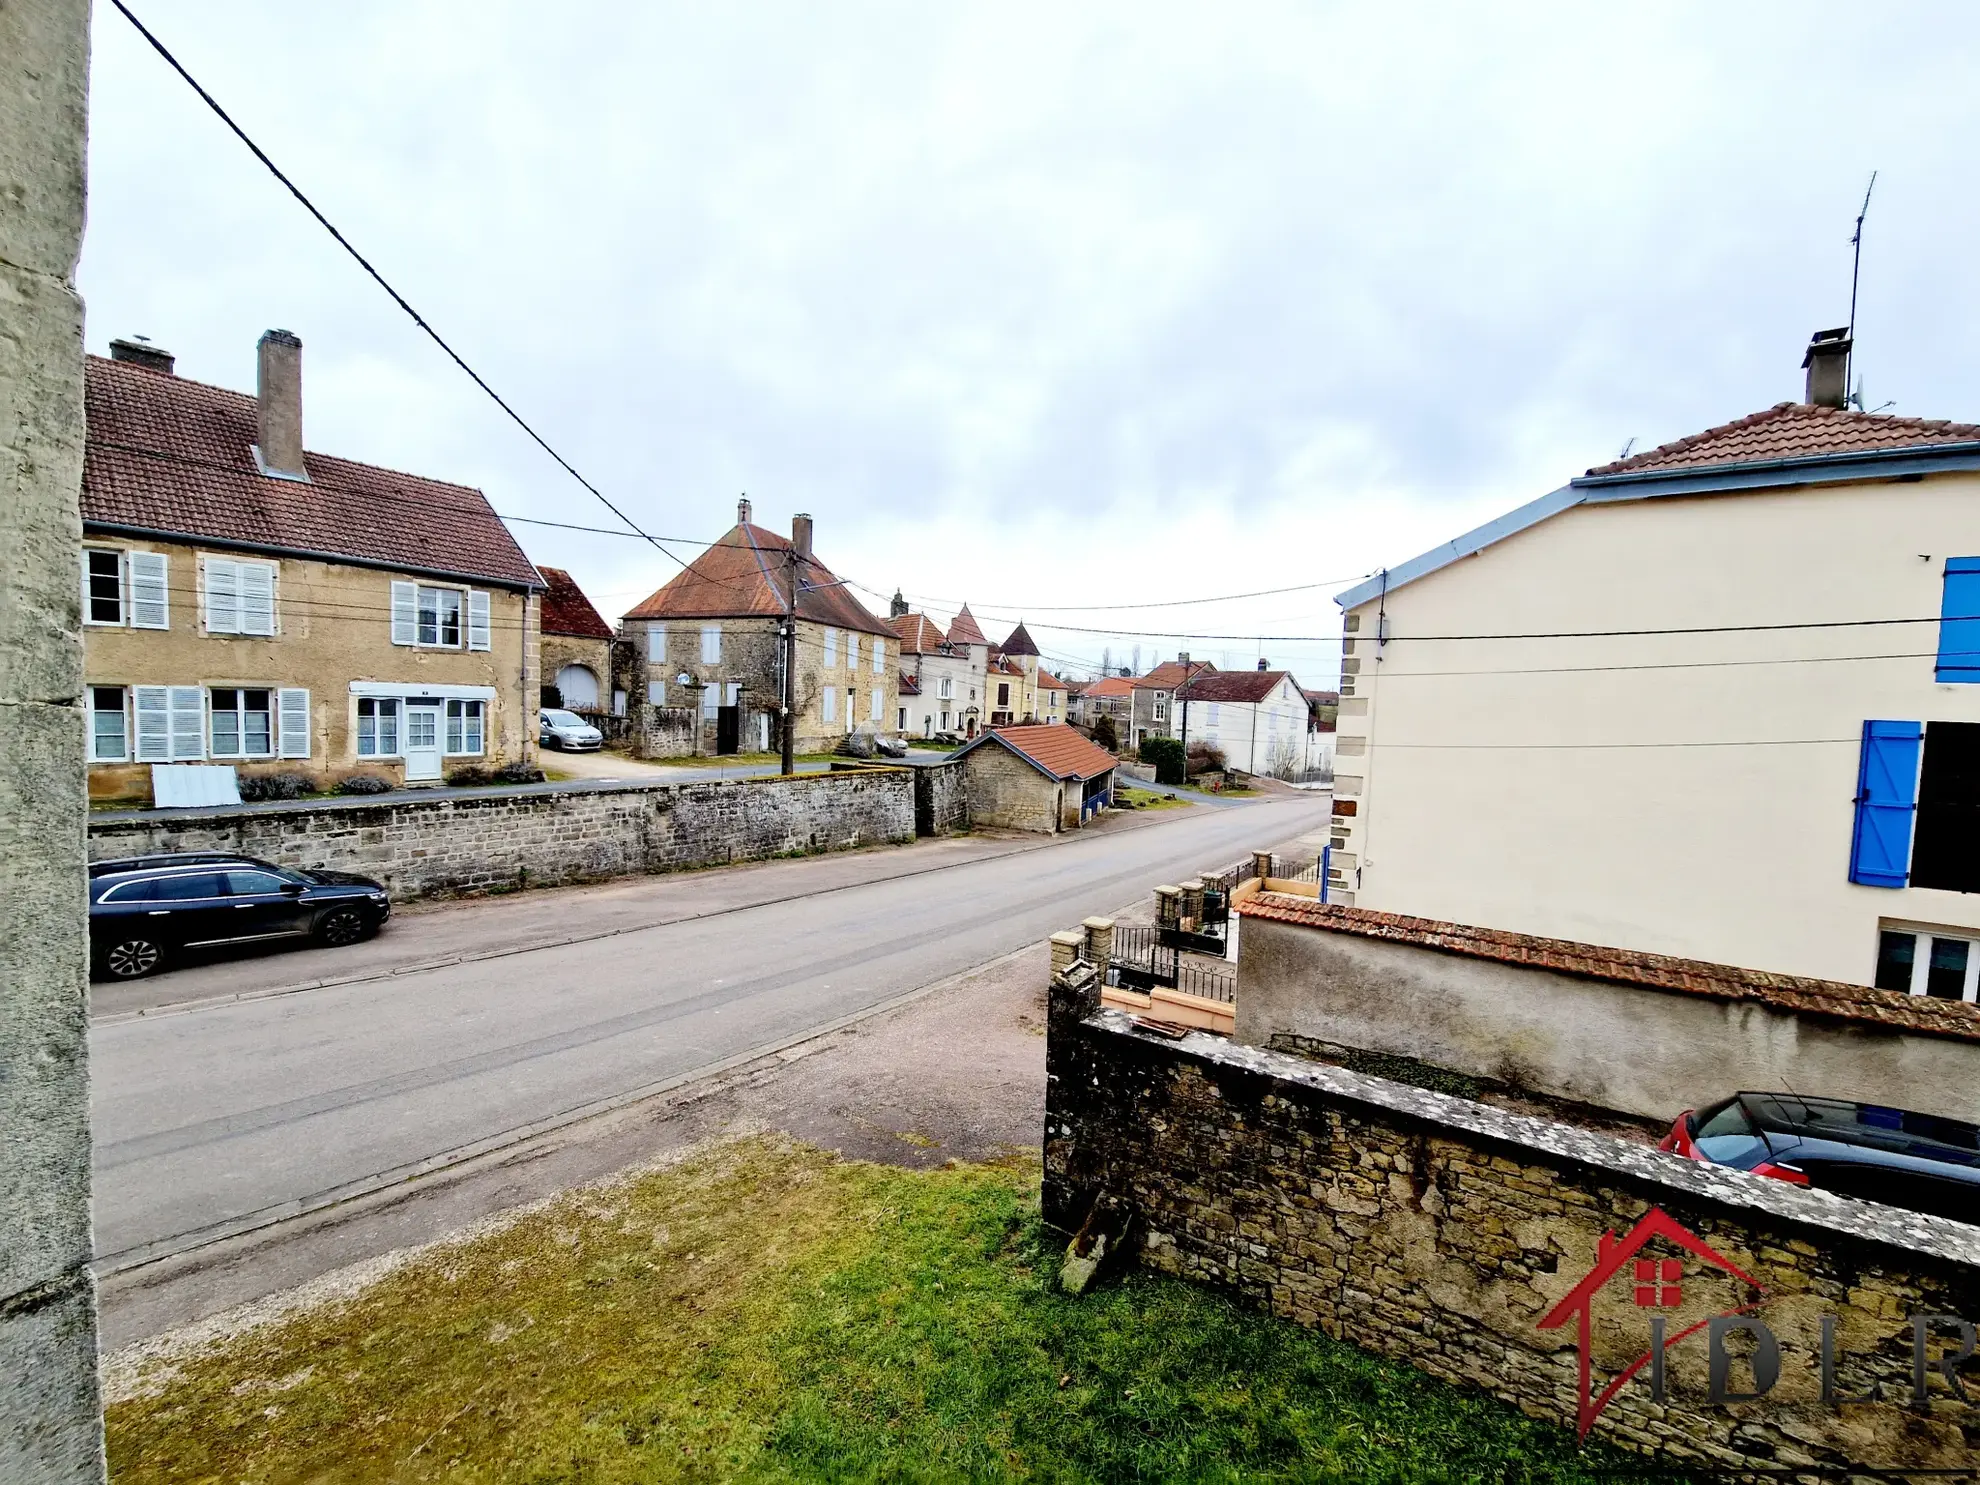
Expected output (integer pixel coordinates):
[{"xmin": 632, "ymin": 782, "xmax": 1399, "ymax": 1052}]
[
  {"xmin": 863, "ymin": 575, "xmax": 1375, "ymax": 615},
  {"xmin": 110, "ymin": 0, "xmax": 688, "ymax": 571}
]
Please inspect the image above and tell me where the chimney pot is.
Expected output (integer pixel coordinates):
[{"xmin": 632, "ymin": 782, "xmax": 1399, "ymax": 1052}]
[
  {"xmin": 255, "ymin": 329, "xmax": 308, "ymax": 480},
  {"xmin": 791, "ymin": 513, "xmax": 814, "ymax": 562},
  {"xmin": 109, "ymin": 337, "xmax": 175, "ymax": 374},
  {"xmin": 1801, "ymin": 327, "xmax": 1852, "ymax": 410},
  {"xmin": 737, "ymin": 496, "xmax": 752, "ymax": 526},
  {"xmin": 1257, "ymin": 658, "xmax": 1269, "ymax": 670}
]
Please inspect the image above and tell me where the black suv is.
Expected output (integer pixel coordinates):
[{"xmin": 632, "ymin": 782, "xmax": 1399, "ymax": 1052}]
[
  {"xmin": 1664, "ymin": 1093, "xmax": 1980, "ymax": 1224},
  {"xmin": 89, "ymin": 854, "xmax": 391, "ymax": 979}
]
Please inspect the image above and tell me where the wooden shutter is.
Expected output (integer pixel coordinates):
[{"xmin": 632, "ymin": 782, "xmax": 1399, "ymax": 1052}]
[
  {"xmin": 467, "ymin": 590, "xmax": 492, "ymax": 651},
  {"xmin": 134, "ymin": 686, "xmax": 171, "ymax": 762},
  {"xmin": 168, "ymin": 686, "xmax": 206, "ymax": 761},
  {"xmin": 1849, "ymin": 719, "xmax": 1922, "ymax": 888},
  {"xmin": 277, "ymin": 688, "xmax": 311, "ymax": 758},
  {"xmin": 204, "ymin": 558, "xmax": 240, "ymax": 633},
  {"xmin": 128, "ymin": 551, "xmax": 169, "ymax": 630},
  {"xmin": 648, "ymin": 624, "xmax": 667, "ymax": 662},
  {"xmin": 823, "ymin": 627, "xmax": 836, "ymax": 666},
  {"xmin": 1936, "ymin": 559, "xmax": 1980, "ymax": 682},
  {"xmin": 391, "ymin": 581, "xmax": 417, "ymax": 645},
  {"xmin": 241, "ymin": 562, "xmax": 277, "ymax": 635}
]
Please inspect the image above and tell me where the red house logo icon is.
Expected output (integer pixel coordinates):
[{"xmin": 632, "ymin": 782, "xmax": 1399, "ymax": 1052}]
[{"xmin": 1536, "ymin": 1208, "xmax": 1763, "ymax": 1440}]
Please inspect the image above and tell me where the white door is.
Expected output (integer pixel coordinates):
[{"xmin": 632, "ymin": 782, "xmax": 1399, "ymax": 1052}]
[{"xmin": 404, "ymin": 702, "xmax": 443, "ymax": 781}]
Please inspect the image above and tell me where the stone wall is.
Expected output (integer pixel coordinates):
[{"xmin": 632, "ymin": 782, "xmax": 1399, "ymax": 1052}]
[
  {"xmin": 633, "ymin": 705, "xmax": 700, "ymax": 759},
  {"xmin": 1046, "ymin": 968, "xmax": 1980, "ymax": 1476},
  {"xmin": 913, "ymin": 758, "xmax": 969, "ymax": 835},
  {"xmin": 1236, "ymin": 905, "xmax": 1980, "ymax": 1126},
  {"xmin": 87, "ymin": 771, "xmax": 915, "ymax": 901},
  {"xmin": 959, "ymin": 744, "xmax": 1061, "ymax": 833},
  {"xmin": 0, "ymin": 0, "xmax": 105, "ymax": 1474}
]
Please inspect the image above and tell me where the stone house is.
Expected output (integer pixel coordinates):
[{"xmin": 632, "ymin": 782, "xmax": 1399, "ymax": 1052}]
[
  {"xmin": 620, "ymin": 501, "xmax": 896, "ymax": 754},
  {"xmin": 891, "ymin": 606, "xmax": 986, "ymax": 738},
  {"xmin": 1174, "ymin": 662, "xmax": 1327, "ymax": 776},
  {"xmin": 537, "ymin": 565, "xmax": 616, "ymax": 714},
  {"xmin": 81, "ymin": 331, "xmax": 543, "ymax": 803},
  {"xmin": 986, "ymin": 621, "xmax": 1043, "ymax": 725},
  {"xmin": 952, "ymin": 723, "xmax": 1117, "ymax": 833},
  {"xmin": 1129, "ymin": 655, "xmax": 1215, "ymax": 751},
  {"xmin": 1076, "ymin": 674, "xmax": 1134, "ymax": 733}
]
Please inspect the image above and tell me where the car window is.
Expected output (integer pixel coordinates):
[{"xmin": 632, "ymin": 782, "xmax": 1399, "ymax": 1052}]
[
  {"xmin": 225, "ymin": 870, "xmax": 292, "ymax": 895},
  {"xmin": 542, "ymin": 710, "xmax": 584, "ymax": 727},
  {"xmin": 99, "ymin": 878, "xmax": 156, "ymax": 903},
  {"xmin": 150, "ymin": 872, "xmax": 229, "ymax": 901},
  {"xmin": 1804, "ymin": 1160, "xmax": 1980, "ymax": 1224}
]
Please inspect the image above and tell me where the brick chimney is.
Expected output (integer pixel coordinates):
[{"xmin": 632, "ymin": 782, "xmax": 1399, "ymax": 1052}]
[
  {"xmin": 737, "ymin": 496, "xmax": 752, "ymax": 526},
  {"xmin": 109, "ymin": 336, "xmax": 174, "ymax": 374},
  {"xmin": 1802, "ymin": 327, "xmax": 1852, "ymax": 409},
  {"xmin": 255, "ymin": 329, "xmax": 307, "ymax": 480},
  {"xmin": 791, "ymin": 513, "xmax": 813, "ymax": 562}
]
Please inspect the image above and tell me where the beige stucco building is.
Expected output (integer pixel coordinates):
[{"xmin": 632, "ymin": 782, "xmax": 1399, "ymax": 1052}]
[
  {"xmin": 1331, "ymin": 332, "xmax": 1980, "ymax": 995},
  {"xmin": 82, "ymin": 333, "xmax": 543, "ymax": 802}
]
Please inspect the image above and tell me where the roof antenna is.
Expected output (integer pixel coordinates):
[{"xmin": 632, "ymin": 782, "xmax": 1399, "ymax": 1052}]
[{"xmin": 1845, "ymin": 171, "xmax": 1876, "ymax": 411}]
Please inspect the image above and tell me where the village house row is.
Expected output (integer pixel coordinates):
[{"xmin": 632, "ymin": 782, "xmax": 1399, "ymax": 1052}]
[{"xmin": 81, "ymin": 329, "xmax": 1337, "ymax": 804}]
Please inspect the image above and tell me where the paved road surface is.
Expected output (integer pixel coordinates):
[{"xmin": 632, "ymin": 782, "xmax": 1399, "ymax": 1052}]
[{"xmin": 93, "ymin": 795, "xmax": 1327, "ymax": 1272}]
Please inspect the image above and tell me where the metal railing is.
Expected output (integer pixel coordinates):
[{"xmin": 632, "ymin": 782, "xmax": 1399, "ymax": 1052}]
[{"xmin": 1177, "ymin": 960, "xmax": 1237, "ymax": 1004}]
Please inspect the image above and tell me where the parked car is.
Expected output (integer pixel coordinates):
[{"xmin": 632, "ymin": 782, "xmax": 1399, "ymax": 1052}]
[
  {"xmin": 1662, "ymin": 1092, "xmax": 1980, "ymax": 1223},
  {"xmin": 540, "ymin": 708, "xmax": 603, "ymax": 751},
  {"xmin": 89, "ymin": 856, "xmax": 391, "ymax": 980}
]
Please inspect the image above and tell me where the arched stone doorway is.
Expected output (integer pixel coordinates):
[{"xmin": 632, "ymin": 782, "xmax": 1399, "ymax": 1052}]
[{"xmin": 555, "ymin": 664, "xmax": 600, "ymax": 710}]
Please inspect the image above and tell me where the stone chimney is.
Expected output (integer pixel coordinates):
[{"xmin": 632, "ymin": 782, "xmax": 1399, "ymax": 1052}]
[
  {"xmin": 791, "ymin": 513, "xmax": 813, "ymax": 562},
  {"xmin": 109, "ymin": 336, "xmax": 174, "ymax": 374},
  {"xmin": 1802, "ymin": 327, "xmax": 1852, "ymax": 410},
  {"xmin": 737, "ymin": 496, "xmax": 752, "ymax": 526},
  {"xmin": 255, "ymin": 329, "xmax": 307, "ymax": 480}
]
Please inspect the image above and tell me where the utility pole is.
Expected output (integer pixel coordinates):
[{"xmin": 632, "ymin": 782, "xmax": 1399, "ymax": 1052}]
[{"xmin": 780, "ymin": 545, "xmax": 798, "ymax": 777}]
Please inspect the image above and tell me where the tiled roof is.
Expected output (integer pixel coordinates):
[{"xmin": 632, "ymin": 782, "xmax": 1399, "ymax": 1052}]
[
  {"xmin": 988, "ymin": 655, "xmax": 1024, "ymax": 676},
  {"xmin": 899, "ymin": 672, "xmax": 921, "ymax": 696},
  {"xmin": 1302, "ymin": 688, "xmax": 1340, "ymax": 705},
  {"xmin": 1085, "ymin": 676, "xmax": 1135, "ymax": 699},
  {"xmin": 1236, "ymin": 894, "xmax": 1980, "ymax": 1045},
  {"xmin": 945, "ymin": 604, "xmax": 988, "ymax": 648},
  {"xmin": 1134, "ymin": 659, "xmax": 1216, "ymax": 691},
  {"xmin": 622, "ymin": 522, "xmax": 893, "ymax": 636},
  {"xmin": 1036, "ymin": 670, "xmax": 1069, "ymax": 691},
  {"xmin": 892, "ymin": 612, "xmax": 947, "ymax": 654},
  {"xmin": 537, "ymin": 566, "xmax": 615, "ymax": 639},
  {"xmin": 1000, "ymin": 621, "xmax": 1040, "ymax": 657},
  {"xmin": 82, "ymin": 354, "xmax": 542, "ymax": 588},
  {"xmin": 1177, "ymin": 669, "xmax": 1289, "ymax": 705},
  {"xmin": 968, "ymin": 723, "xmax": 1118, "ymax": 782},
  {"xmin": 1585, "ymin": 402, "xmax": 1980, "ymax": 477}
]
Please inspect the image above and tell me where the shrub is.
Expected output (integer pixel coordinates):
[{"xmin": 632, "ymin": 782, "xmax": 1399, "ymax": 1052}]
[
  {"xmin": 336, "ymin": 774, "xmax": 394, "ymax": 796},
  {"xmin": 237, "ymin": 772, "xmax": 314, "ymax": 802},
  {"xmin": 1185, "ymin": 739, "xmax": 1227, "ymax": 776},
  {"xmin": 494, "ymin": 761, "xmax": 546, "ymax": 784},
  {"xmin": 446, "ymin": 764, "xmax": 493, "ymax": 787},
  {"xmin": 1139, "ymin": 735, "xmax": 1185, "ymax": 786},
  {"xmin": 1091, "ymin": 715, "xmax": 1119, "ymax": 752}
]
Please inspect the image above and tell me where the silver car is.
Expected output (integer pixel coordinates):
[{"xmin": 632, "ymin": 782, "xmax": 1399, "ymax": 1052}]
[{"xmin": 539, "ymin": 708, "xmax": 603, "ymax": 751}]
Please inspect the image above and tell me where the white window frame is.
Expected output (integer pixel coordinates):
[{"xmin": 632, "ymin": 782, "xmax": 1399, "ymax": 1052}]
[
  {"xmin": 647, "ymin": 624, "xmax": 667, "ymax": 663},
  {"xmin": 700, "ymin": 625, "xmax": 721, "ymax": 664},
  {"xmin": 822, "ymin": 686, "xmax": 836, "ymax": 724},
  {"xmin": 84, "ymin": 549, "xmax": 127, "ymax": 626},
  {"xmin": 938, "ymin": 677, "xmax": 953, "ymax": 700},
  {"xmin": 445, "ymin": 699, "xmax": 485, "ymax": 756},
  {"xmin": 201, "ymin": 555, "xmax": 279, "ymax": 636},
  {"xmin": 823, "ymin": 627, "xmax": 837, "ymax": 666},
  {"xmin": 208, "ymin": 687, "xmax": 276, "ymax": 760},
  {"xmin": 357, "ymin": 697, "xmax": 402, "ymax": 758},
  {"xmin": 393, "ymin": 582, "xmax": 482, "ymax": 649},
  {"xmin": 88, "ymin": 685, "xmax": 130, "ymax": 762},
  {"xmin": 1880, "ymin": 924, "xmax": 1980, "ymax": 1003},
  {"xmin": 1153, "ymin": 694, "xmax": 1169, "ymax": 722}
]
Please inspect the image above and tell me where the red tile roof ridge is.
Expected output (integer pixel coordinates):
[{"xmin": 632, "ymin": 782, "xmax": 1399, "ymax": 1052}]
[
  {"xmin": 1585, "ymin": 401, "xmax": 1980, "ymax": 478},
  {"xmin": 1176, "ymin": 669, "xmax": 1291, "ymax": 704},
  {"xmin": 970, "ymin": 723, "xmax": 1118, "ymax": 781},
  {"xmin": 537, "ymin": 565, "xmax": 616, "ymax": 639},
  {"xmin": 1235, "ymin": 894, "xmax": 1980, "ymax": 1044},
  {"xmin": 622, "ymin": 521, "xmax": 893, "ymax": 636}
]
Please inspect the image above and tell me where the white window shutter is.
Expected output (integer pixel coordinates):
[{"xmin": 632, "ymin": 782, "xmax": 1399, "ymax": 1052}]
[
  {"xmin": 647, "ymin": 681, "xmax": 665, "ymax": 706},
  {"xmin": 822, "ymin": 686, "xmax": 836, "ymax": 723},
  {"xmin": 847, "ymin": 634, "xmax": 859, "ymax": 672},
  {"xmin": 277, "ymin": 688, "xmax": 311, "ymax": 758},
  {"xmin": 241, "ymin": 562, "xmax": 277, "ymax": 636},
  {"xmin": 823, "ymin": 628, "xmax": 836, "ymax": 666},
  {"xmin": 874, "ymin": 640, "xmax": 885, "ymax": 675},
  {"xmin": 167, "ymin": 686, "xmax": 205, "ymax": 760},
  {"xmin": 134, "ymin": 686, "xmax": 171, "ymax": 762},
  {"xmin": 391, "ymin": 581, "xmax": 417, "ymax": 645},
  {"xmin": 467, "ymin": 590, "xmax": 492, "ymax": 651},
  {"xmin": 204, "ymin": 558, "xmax": 240, "ymax": 633},
  {"xmin": 129, "ymin": 552, "xmax": 169, "ymax": 630},
  {"xmin": 701, "ymin": 625, "xmax": 721, "ymax": 664},
  {"xmin": 648, "ymin": 624, "xmax": 667, "ymax": 662},
  {"xmin": 871, "ymin": 688, "xmax": 881, "ymax": 721}
]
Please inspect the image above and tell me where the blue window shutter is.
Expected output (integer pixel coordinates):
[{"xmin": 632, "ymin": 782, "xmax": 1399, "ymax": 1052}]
[
  {"xmin": 1849, "ymin": 720, "xmax": 1922, "ymax": 888},
  {"xmin": 1935, "ymin": 558, "xmax": 1980, "ymax": 682}
]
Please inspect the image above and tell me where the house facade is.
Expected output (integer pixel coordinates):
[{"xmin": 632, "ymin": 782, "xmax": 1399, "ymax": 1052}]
[
  {"xmin": 1174, "ymin": 663, "xmax": 1325, "ymax": 776},
  {"xmin": 82, "ymin": 332, "xmax": 542, "ymax": 803},
  {"xmin": 1329, "ymin": 330, "xmax": 1980, "ymax": 992},
  {"xmin": 620, "ymin": 502, "xmax": 896, "ymax": 755},
  {"xmin": 538, "ymin": 565, "xmax": 617, "ymax": 714},
  {"xmin": 892, "ymin": 608, "xmax": 986, "ymax": 738},
  {"xmin": 953, "ymin": 723, "xmax": 1117, "ymax": 833},
  {"xmin": 1036, "ymin": 668, "xmax": 1068, "ymax": 724},
  {"xmin": 1129, "ymin": 656, "xmax": 1215, "ymax": 750},
  {"xmin": 987, "ymin": 622, "xmax": 1043, "ymax": 725}
]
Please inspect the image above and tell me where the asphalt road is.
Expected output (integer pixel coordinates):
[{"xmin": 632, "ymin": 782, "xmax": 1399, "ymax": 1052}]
[{"xmin": 92, "ymin": 794, "xmax": 1328, "ymax": 1273}]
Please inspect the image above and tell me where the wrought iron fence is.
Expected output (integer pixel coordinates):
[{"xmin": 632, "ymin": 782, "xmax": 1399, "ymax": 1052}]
[{"xmin": 1177, "ymin": 960, "xmax": 1237, "ymax": 1003}]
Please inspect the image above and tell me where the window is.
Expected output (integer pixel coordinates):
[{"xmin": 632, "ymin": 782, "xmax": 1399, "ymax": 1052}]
[
  {"xmin": 357, "ymin": 697, "xmax": 401, "ymax": 757},
  {"xmin": 870, "ymin": 688, "xmax": 882, "ymax": 722},
  {"xmin": 1936, "ymin": 559, "xmax": 1980, "ymax": 682},
  {"xmin": 1874, "ymin": 927, "xmax": 1979, "ymax": 1002},
  {"xmin": 998, "ymin": 683, "xmax": 1011, "ymax": 707},
  {"xmin": 823, "ymin": 627, "xmax": 837, "ymax": 666},
  {"xmin": 938, "ymin": 677, "xmax": 953, "ymax": 700},
  {"xmin": 1153, "ymin": 695, "xmax": 1168, "ymax": 722},
  {"xmin": 647, "ymin": 681, "xmax": 666, "ymax": 707},
  {"xmin": 391, "ymin": 582, "xmax": 486, "ymax": 648},
  {"xmin": 153, "ymin": 872, "xmax": 227, "ymax": 901},
  {"xmin": 822, "ymin": 686, "xmax": 836, "ymax": 723},
  {"xmin": 648, "ymin": 624, "xmax": 667, "ymax": 663},
  {"xmin": 701, "ymin": 625, "xmax": 721, "ymax": 664},
  {"xmin": 420, "ymin": 587, "xmax": 462, "ymax": 647},
  {"xmin": 203, "ymin": 557, "xmax": 277, "ymax": 636},
  {"xmin": 847, "ymin": 634, "xmax": 860, "ymax": 671},
  {"xmin": 89, "ymin": 686, "xmax": 128, "ymax": 762},
  {"xmin": 226, "ymin": 870, "xmax": 291, "ymax": 896},
  {"xmin": 86, "ymin": 550, "xmax": 124, "ymax": 624},
  {"xmin": 209, "ymin": 688, "xmax": 274, "ymax": 758},
  {"xmin": 1912, "ymin": 721, "xmax": 1980, "ymax": 894},
  {"xmin": 446, "ymin": 699, "xmax": 485, "ymax": 755},
  {"xmin": 1207, "ymin": 704, "xmax": 1221, "ymax": 727},
  {"xmin": 873, "ymin": 640, "xmax": 885, "ymax": 676}
]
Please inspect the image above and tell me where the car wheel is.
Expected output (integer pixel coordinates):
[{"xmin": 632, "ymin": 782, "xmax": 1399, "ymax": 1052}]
[
  {"xmin": 102, "ymin": 936, "xmax": 166, "ymax": 980},
  {"xmin": 315, "ymin": 907, "xmax": 369, "ymax": 947}
]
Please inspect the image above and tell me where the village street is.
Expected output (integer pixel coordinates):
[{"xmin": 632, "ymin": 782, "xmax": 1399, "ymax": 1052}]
[{"xmin": 92, "ymin": 792, "xmax": 1327, "ymax": 1340}]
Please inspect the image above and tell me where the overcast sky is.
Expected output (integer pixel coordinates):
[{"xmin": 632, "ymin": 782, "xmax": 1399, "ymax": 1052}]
[{"xmin": 79, "ymin": 3, "xmax": 1980, "ymax": 684}]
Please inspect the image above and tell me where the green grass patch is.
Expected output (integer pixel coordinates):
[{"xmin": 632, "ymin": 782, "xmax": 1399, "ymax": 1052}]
[
  {"xmin": 1115, "ymin": 786, "xmax": 1187, "ymax": 812},
  {"xmin": 107, "ymin": 1138, "xmax": 1668, "ymax": 1484}
]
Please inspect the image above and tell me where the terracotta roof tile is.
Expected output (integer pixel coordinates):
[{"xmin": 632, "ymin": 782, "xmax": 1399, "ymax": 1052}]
[
  {"xmin": 1236, "ymin": 894, "xmax": 1980, "ymax": 1045},
  {"xmin": 1585, "ymin": 402, "xmax": 1980, "ymax": 478},
  {"xmin": 622, "ymin": 522, "xmax": 893, "ymax": 636},
  {"xmin": 969, "ymin": 723, "xmax": 1118, "ymax": 781},
  {"xmin": 1036, "ymin": 670, "xmax": 1069, "ymax": 691},
  {"xmin": 945, "ymin": 604, "xmax": 988, "ymax": 648},
  {"xmin": 82, "ymin": 355, "xmax": 541, "ymax": 588},
  {"xmin": 1134, "ymin": 659, "xmax": 1216, "ymax": 691},
  {"xmin": 1177, "ymin": 669, "xmax": 1291, "ymax": 704},
  {"xmin": 537, "ymin": 566, "xmax": 615, "ymax": 639},
  {"xmin": 1084, "ymin": 676, "xmax": 1136, "ymax": 699},
  {"xmin": 891, "ymin": 612, "xmax": 947, "ymax": 654}
]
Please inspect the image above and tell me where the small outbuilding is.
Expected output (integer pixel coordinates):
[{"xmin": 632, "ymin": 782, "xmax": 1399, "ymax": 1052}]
[{"xmin": 953, "ymin": 723, "xmax": 1117, "ymax": 833}]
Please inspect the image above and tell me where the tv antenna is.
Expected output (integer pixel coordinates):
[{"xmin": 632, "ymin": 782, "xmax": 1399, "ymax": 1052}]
[{"xmin": 1845, "ymin": 172, "xmax": 1876, "ymax": 409}]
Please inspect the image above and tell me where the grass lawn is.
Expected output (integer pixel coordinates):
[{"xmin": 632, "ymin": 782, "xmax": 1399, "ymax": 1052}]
[
  {"xmin": 107, "ymin": 1139, "xmax": 1664, "ymax": 1484},
  {"xmin": 1114, "ymin": 785, "xmax": 1188, "ymax": 811}
]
